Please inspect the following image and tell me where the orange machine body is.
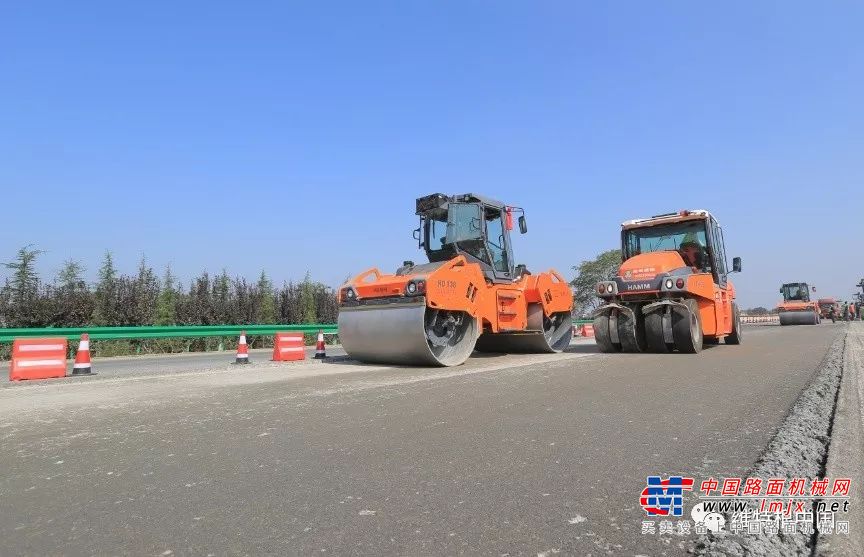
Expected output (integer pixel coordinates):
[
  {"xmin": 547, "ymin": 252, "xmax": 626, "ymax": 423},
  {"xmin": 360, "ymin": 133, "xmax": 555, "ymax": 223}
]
[
  {"xmin": 777, "ymin": 300, "xmax": 820, "ymax": 313},
  {"xmin": 817, "ymin": 298, "xmax": 839, "ymax": 318},
  {"xmin": 593, "ymin": 209, "xmax": 741, "ymax": 353},
  {"xmin": 337, "ymin": 192, "xmax": 574, "ymax": 367},
  {"xmin": 340, "ymin": 256, "xmax": 573, "ymax": 335},
  {"xmin": 775, "ymin": 282, "xmax": 821, "ymax": 325},
  {"xmin": 613, "ymin": 251, "xmax": 736, "ymax": 337}
]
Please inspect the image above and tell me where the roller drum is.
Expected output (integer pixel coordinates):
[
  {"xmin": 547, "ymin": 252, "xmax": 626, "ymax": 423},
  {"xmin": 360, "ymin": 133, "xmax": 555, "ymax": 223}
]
[
  {"xmin": 338, "ymin": 302, "xmax": 478, "ymax": 367},
  {"xmin": 475, "ymin": 306, "xmax": 573, "ymax": 354},
  {"xmin": 779, "ymin": 311, "xmax": 818, "ymax": 326}
]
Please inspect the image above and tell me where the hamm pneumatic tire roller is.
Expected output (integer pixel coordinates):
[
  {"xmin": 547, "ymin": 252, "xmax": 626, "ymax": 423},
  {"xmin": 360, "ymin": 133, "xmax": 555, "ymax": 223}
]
[
  {"xmin": 593, "ymin": 210, "xmax": 743, "ymax": 354},
  {"xmin": 337, "ymin": 193, "xmax": 573, "ymax": 367}
]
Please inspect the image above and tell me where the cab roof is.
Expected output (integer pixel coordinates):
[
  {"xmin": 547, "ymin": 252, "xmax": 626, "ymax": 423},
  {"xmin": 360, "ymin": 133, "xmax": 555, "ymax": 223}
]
[
  {"xmin": 416, "ymin": 192, "xmax": 507, "ymax": 215},
  {"xmin": 621, "ymin": 209, "xmax": 714, "ymax": 230}
]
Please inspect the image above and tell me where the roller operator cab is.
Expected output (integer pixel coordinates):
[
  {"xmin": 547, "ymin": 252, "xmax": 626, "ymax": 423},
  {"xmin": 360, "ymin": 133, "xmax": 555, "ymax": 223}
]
[
  {"xmin": 777, "ymin": 283, "xmax": 821, "ymax": 325},
  {"xmin": 593, "ymin": 210, "xmax": 742, "ymax": 353},
  {"xmin": 337, "ymin": 193, "xmax": 573, "ymax": 367}
]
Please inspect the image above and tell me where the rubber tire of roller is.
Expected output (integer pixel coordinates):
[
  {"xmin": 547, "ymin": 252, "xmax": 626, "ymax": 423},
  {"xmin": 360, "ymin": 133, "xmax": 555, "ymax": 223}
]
[
  {"xmin": 725, "ymin": 303, "xmax": 742, "ymax": 345},
  {"xmin": 618, "ymin": 309, "xmax": 647, "ymax": 353},
  {"xmin": 594, "ymin": 314, "xmax": 620, "ymax": 353},
  {"xmin": 672, "ymin": 298, "xmax": 703, "ymax": 354},
  {"xmin": 644, "ymin": 310, "xmax": 672, "ymax": 353}
]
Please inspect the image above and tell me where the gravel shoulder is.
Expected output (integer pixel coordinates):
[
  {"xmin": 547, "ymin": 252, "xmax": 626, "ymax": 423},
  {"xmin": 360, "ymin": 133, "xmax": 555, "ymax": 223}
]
[{"xmin": 818, "ymin": 322, "xmax": 864, "ymax": 556}]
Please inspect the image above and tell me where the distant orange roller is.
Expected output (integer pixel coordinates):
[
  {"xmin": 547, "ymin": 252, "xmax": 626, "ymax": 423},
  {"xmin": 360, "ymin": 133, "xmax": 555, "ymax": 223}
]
[{"xmin": 776, "ymin": 283, "xmax": 821, "ymax": 325}]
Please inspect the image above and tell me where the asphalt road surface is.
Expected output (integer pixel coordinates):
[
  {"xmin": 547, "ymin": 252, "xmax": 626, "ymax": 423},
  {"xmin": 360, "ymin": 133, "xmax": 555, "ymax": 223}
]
[{"xmin": 0, "ymin": 324, "xmax": 844, "ymax": 555}]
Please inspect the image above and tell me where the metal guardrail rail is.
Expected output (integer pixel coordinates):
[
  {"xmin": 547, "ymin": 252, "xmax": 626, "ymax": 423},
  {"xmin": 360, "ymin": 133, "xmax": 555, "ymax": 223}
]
[
  {"xmin": 1, "ymin": 319, "xmax": 592, "ymax": 343},
  {"xmin": 0, "ymin": 324, "xmax": 338, "ymax": 343}
]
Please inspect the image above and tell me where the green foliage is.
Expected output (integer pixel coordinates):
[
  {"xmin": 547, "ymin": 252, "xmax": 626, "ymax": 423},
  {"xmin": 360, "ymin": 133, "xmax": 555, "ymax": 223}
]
[
  {"xmin": 92, "ymin": 251, "xmax": 119, "ymax": 326},
  {"xmin": 155, "ymin": 266, "xmax": 177, "ymax": 325},
  {"xmin": 57, "ymin": 259, "xmax": 86, "ymax": 290},
  {"xmin": 0, "ymin": 246, "xmax": 339, "ymax": 357},
  {"xmin": 1, "ymin": 245, "xmax": 46, "ymax": 327},
  {"xmin": 254, "ymin": 270, "xmax": 277, "ymax": 324},
  {"xmin": 212, "ymin": 270, "xmax": 232, "ymax": 323},
  {"xmin": 53, "ymin": 259, "xmax": 94, "ymax": 327},
  {"xmin": 570, "ymin": 249, "xmax": 622, "ymax": 318},
  {"xmin": 300, "ymin": 271, "xmax": 316, "ymax": 324},
  {"xmin": 4, "ymin": 245, "xmax": 42, "ymax": 302},
  {"xmin": 131, "ymin": 256, "xmax": 159, "ymax": 326}
]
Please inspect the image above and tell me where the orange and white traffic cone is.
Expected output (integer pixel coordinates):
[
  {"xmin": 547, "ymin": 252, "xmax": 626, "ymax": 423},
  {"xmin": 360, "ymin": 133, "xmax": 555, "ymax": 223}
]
[
  {"xmin": 72, "ymin": 333, "xmax": 93, "ymax": 375},
  {"xmin": 235, "ymin": 331, "xmax": 250, "ymax": 364},
  {"xmin": 314, "ymin": 330, "xmax": 326, "ymax": 359}
]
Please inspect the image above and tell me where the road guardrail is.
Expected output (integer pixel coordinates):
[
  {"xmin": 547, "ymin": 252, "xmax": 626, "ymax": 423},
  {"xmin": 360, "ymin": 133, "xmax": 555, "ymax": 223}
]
[
  {"xmin": 0, "ymin": 324, "xmax": 338, "ymax": 343},
  {"xmin": 1, "ymin": 319, "xmax": 592, "ymax": 344}
]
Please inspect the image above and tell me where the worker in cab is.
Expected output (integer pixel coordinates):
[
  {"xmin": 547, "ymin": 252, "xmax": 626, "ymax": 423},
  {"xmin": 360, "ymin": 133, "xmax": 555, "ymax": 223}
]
[{"xmin": 678, "ymin": 232, "xmax": 705, "ymax": 271}]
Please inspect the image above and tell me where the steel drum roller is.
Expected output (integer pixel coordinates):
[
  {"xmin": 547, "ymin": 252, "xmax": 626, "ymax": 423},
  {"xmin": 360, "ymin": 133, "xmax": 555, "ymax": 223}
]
[
  {"xmin": 475, "ymin": 306, "xmax": 573, "ymax": 353},
  {"xmin": 338, "ymin": 302, "xmax": 479, "ymax": 366}
]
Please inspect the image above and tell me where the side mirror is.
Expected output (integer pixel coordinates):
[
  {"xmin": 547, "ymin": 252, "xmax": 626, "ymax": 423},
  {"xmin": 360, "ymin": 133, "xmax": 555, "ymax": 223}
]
[
  {"xmin": 518, "ymin": 215, "xmax": 528, "ymax": 234},
  {"xmin": 779, "ymin": 287, "xmax": 783, "ymax": 294},
  {"xmin": 812, "ymin": 286, "xmax": 817, "ymax": 292},
  {"xmin": 732, "ymin": 257, "xmax": 742, "ymax": 273}
]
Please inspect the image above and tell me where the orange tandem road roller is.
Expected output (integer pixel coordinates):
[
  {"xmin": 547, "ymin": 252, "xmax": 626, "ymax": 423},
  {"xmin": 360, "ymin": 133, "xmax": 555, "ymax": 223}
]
[{"xmin": 337, "ymin": 193, "xmax": 573, "ymax": 366}]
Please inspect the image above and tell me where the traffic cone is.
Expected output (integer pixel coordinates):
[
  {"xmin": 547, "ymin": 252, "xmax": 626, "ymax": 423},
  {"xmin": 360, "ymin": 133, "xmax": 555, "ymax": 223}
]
[
  {"xmin": 72, "ymin": 333, "xmax": 93, "ymax": 375},
  {"xmin": 235, "ymin": 331, "xmax": 250, "ymax": 364},
  {"xmin": 314, "ymin": 330, "xmax": 326, "ymax": 359}
]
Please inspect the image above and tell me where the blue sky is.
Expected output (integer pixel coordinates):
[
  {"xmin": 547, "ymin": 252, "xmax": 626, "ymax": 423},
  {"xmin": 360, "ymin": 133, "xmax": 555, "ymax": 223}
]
[{"xmin": 1, "ymin": 1, "xmax": 862, "ymax": 308}]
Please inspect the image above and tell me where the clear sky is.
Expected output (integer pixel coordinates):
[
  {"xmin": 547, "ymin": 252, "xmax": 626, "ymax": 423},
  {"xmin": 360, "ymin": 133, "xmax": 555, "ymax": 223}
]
[{"xmin": 2, "ymin": 1, "xmax": 862, "ymax": 308}]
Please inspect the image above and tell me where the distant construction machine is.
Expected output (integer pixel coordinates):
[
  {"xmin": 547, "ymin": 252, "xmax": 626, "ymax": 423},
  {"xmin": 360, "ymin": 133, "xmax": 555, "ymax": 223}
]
[
  {"xmin": 593, "ymin": 209, "xmax": 742, "ymax": 354},
  {"xmin": 817, "ymin": 297, "xmax": 839, "ymax": 322},
  {"xmin": 337, "ymin": 193, "xmax": 573, "ymax": 367},
  {"xmin": 777, "ymin": 283, "xmax": 821, "ymax": 325}
]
